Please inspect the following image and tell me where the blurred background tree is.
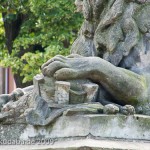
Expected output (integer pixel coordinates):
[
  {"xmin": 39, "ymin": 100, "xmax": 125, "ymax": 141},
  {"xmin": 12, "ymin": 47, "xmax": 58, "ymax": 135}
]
[{"xmin": 0, "ymin": 0, "xmax": 83, "ymax": 87}]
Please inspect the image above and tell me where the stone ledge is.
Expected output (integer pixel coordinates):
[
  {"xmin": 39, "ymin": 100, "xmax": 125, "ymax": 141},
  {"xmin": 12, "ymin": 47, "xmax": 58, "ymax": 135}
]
[
  {"xmin": 1, "ymin": 114, "xmax": 150, "ymax": 141},
  {"xmin": 21, "ymin": 114, "xmax": 150, "ymax": 140}
]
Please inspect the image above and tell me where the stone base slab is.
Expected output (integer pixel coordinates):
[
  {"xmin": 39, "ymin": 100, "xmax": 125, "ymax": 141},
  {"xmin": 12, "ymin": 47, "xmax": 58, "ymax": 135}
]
[
  {"xmin": 0, "ymin": 139, "xmax": 150, "ymax": 150},
  {"xmin": 0, "ymin": 114, "xmax": 150, "ymax": 141}
]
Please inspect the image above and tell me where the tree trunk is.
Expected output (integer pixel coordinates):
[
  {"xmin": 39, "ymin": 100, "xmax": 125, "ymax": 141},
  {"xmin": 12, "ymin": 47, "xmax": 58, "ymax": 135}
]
[{"xmin": 2, "ymin": 13, "xmax": 23, "ymax": 54}]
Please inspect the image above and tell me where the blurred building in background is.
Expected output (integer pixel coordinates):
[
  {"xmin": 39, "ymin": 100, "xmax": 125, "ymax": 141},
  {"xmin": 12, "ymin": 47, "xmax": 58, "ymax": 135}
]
[{"xmin": 0, "ymin": 67, "xmax": 16, "ymax": 94}]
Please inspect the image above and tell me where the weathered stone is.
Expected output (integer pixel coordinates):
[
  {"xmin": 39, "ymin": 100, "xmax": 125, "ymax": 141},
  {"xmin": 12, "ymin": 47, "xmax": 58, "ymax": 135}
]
[
  {"xmin": 121, "ymin": 105, "xmax": 135, "ymax": 115},
  {"xmin": 11, "ymin": 88, "xmax": 24, "ymax": 101},
  {"xmin": 63, "ymin": 103, "xmax": 103, "ymax": 116},
  {"xmin": 0, "ymin": 94, "xmax": 11, "ymax": 111},
  {"xmin": 0, "ymin": 88, "xmax": 26, "ymax": 112},
  {"xmin": 1, "ymin": 0, "xmax": 150, "ymax": 144},
  {"xmin": 22, "ymin": 85, "xmax": 34, "ymax": 94},
  {"xmin": 55, "ymin": 81, "xmax": 70, "ymax": 104},
  {"xmin": 103, "ymin": 104, "xmax": 119, "ymax": 114},
  {"xmin": 25, "ymin": 96, "xmax": 51, "ymax": 126},
  {"xmin": 0, "ymin": 92, "xmax": 32, "ymax": 124},
  {"xmin": 2, "ymin": 101, "xmax": 15, "ymax": 112},
  {"xmin": 19, "ymin": 114, "xmax": 150, "ymax": 140},
  {"xmin": 36, "ymin": 76, "xmax": 98, "ymax": 105},
  {"xmin": 0, "ymin": 124, "xmax": 27, "ymax": 141},
  {"xmin": 69, "ymin": 89, "xmax": 86, "ymax": 104},
  {"xmin": 0, "ymin": 114, "xmax": 150, "ymax": 142},
  {"xmin": 82, "ymin": 83, "xmax": 99, "ymax": 102},
  {"xmin": 0, "ymin": 112, "xmax": 9, "ymax": 121},
  {"xmin": 25, "ymin": 103, "xmax": 103, "ymax": 126},
  {"xmin": 33, "ymin": 74, "xmax": 45, "ymax": 96},
  {"xmin": 39, "ymin": 77, "xmax": 56, "ymax": 103}
]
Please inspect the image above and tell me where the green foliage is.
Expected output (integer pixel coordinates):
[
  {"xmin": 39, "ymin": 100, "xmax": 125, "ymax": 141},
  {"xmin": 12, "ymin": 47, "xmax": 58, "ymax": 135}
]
[
  {"xmin": 0, "ymin": 0, "xmax": 83, "ymax": 83},
  {"xmin": 0, "ymin": 13, "xmax": 6, "ymax": 56}
]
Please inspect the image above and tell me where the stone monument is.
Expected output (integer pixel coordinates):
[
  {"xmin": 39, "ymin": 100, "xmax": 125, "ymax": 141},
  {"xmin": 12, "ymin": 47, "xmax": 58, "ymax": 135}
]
[{"xmin": 0, "ymin": 0, "xmax": 150, "ymax": 149}]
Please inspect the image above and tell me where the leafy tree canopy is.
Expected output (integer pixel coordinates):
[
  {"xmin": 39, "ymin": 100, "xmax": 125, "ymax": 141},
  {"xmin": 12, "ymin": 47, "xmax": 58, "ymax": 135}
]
[{"xmin": 0, "ymin": 0, "xmax": 82, "ymax": 86}]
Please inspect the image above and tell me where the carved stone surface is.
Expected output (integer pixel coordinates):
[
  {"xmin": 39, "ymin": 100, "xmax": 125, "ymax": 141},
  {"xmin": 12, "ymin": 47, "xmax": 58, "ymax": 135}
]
[
  {"xmin": 41, "ymin": 1, "xmax": 150, "ymax": 116},
  {"xmin": 55, "ymin": 81, "xmax": 70, "ymax": 104},
  {"xmin": 33, "ymin": 76, "xmax": 99, "ymax": 105}
]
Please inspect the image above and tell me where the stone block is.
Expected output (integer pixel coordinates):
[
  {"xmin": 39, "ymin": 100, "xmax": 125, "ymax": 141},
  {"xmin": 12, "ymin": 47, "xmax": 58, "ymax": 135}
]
[{"xmin": 55, "ymin": 81, "xmax": 70, "ymax": 104}]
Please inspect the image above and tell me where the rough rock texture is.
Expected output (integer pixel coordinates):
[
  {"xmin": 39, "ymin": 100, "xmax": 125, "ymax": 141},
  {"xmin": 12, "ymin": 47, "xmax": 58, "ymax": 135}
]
[
  {"xmin": 0, "ymin": 89, "xmax": 33, "ymax": 124},
  {"xmin": 0, "ymin": 88, "xmax": 25, "ymax": 111}
]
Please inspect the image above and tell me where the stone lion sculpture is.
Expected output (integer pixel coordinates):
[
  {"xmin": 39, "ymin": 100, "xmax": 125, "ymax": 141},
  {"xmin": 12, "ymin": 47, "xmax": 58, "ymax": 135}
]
[{"xmin": 42, "ymin": 0, "xmax": 150, "ymax": 115}]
